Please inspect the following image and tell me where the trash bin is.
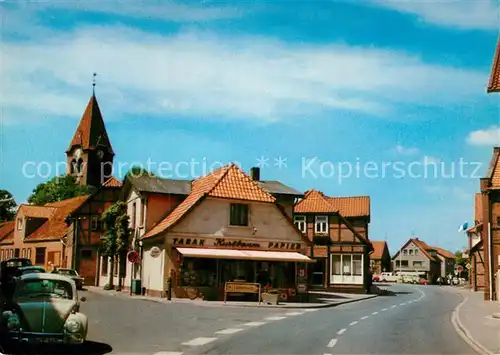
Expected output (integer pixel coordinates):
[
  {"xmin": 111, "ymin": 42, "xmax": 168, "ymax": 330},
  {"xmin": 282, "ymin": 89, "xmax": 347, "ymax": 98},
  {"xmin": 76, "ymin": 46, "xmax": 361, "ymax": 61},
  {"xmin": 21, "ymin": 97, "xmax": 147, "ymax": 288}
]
[{"xmin": 131, "ymin": 279, "xmax": 141, "ymax": 295}]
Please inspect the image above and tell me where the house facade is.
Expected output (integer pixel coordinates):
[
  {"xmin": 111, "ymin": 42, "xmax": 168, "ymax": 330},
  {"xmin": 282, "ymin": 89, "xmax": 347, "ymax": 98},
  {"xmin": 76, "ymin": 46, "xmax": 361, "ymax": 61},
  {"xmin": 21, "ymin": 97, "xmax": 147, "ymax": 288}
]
[
  {"xmin": 370, "ymin": 241, "xmax": 391, "ymax": 274},
  {"xmin": 293, "ymin": 190, "xmax": 373, "ymax": 293},
  {"xmin": 110, "ymin": 164, "xmax": 313, "ymax": 301},
  {"xmin": 392, "ymin": 238, "xmax": 442, "ymax": 282},
  {"xmin": 466, "ymin": 193, "xmax": 484, "ymax": 291}
]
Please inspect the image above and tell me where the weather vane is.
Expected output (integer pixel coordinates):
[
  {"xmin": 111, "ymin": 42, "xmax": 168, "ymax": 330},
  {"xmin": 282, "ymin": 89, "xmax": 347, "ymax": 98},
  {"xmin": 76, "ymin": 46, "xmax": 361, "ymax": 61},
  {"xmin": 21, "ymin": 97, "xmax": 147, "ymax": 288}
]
[{"xmin": 92, "ymin": 73, "xmax": 97, "ymax": 94}]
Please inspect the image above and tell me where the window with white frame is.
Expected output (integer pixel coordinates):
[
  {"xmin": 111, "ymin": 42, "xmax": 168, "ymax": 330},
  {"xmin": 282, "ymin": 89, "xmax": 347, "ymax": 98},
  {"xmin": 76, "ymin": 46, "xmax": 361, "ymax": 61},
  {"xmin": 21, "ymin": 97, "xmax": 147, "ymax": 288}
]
[
  {"xmin": 409, "ymin": 249, "xmax": 413, "ymax": 255},
  {"xmin": 294, "ymin": 215, "xmax": 306, "ymax": 233},
  {"xmin": 315, "ymin": 216, "xmax": 328, "ymax": 233},
  {"xmin": 331, "ymin": 254, "xmax": 363, "ymax": 276}
]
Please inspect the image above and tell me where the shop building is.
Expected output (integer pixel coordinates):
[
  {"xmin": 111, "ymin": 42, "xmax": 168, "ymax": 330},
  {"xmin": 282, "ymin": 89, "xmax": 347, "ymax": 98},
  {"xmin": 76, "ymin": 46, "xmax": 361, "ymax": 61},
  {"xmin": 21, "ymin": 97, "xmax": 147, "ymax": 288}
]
[
  {"xmin": 293, "ymin": 189, "xmax": 373, "ymax": 293},
  {"xmin": 116, "ymin": 164, "xmax": 313, "ymax": 300}
]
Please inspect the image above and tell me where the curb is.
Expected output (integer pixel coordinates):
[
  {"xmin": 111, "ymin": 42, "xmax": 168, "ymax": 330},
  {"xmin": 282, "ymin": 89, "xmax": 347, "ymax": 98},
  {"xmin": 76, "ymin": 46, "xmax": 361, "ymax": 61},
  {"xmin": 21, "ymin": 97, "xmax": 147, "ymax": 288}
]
[
  {"xmin": 451, "ymin": 293, "xmax": 494, "ymax": 355},
  {"xmin": 85, "ymin": 288, "xmax": 378, "ymax": 309}
]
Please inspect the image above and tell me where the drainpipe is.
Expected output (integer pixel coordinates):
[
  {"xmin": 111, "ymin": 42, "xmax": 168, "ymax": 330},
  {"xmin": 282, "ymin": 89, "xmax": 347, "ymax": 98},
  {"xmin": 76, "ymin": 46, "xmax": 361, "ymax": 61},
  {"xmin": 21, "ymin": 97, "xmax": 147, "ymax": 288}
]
[{"xmin": 488, "ymin": 222, "xmax": 494, "ymax": 301}]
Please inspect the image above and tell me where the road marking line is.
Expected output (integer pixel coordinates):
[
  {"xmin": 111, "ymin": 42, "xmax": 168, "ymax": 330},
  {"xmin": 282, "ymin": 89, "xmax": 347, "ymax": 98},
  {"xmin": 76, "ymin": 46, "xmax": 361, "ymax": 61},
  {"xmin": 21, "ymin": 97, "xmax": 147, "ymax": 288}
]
[
  {"xmin": 349, "ymin": 321, "xmax": 358, "ymax": 326},
  {"xmin": 153, "ymin": 352, "xmax": 183, "ymax": 355},
  {"xmin": 327, "ymin": 339, "xmax": 338, "ymax": 348},
  {"xmin": 304, "ymin": 309, "xmax": 319, "ymax": 312},
  {"xmin": 361, "ymin": 316, "xmax": 368, "ymax": 320},
  {"xmin": 181, "ymin": 337, "xmax": 217, "ymax": 346},
  {"xmin": 215, "ymin": 328, "xmax": 243, "ymax": 334},
  {"xmin": 265, "ymin": 316, "xmax": 287, "ymax": 321},
  {"xmin": 337, "ymin": 328, "xmax": 346, "ymax": 335},
  {"xmin": 391, "ymin": 305, "xmax": 397, "ymax": 308},
  {"xmin": 244, "ymin": 321, "xmax": 266, "ymax": 327},
  {"xmin": 285, "ymin": 312, "xmax": 305, "ymax": 316},
  {"xmin": 381, "ymin": 308, "xmax": 388, "ymax": 311},
  {"xmin": 400, "ymin": 303, "xmax": 406, "ymax": 306},
  {"xmin": 324, "ymin": 353, "xmax": 332, "ymax": 355},
  {"xmin": 372, "ymin": 311, "xmax": 378, "ymax": 315}
]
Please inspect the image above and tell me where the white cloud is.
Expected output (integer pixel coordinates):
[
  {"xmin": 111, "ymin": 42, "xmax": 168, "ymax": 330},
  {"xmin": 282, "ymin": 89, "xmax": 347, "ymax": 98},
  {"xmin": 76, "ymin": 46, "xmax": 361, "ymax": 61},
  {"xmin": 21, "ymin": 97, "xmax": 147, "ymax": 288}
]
[
  {"xmin": 466, "ymin": 126, "xmax": 500, "ymax": 146},
  {"xmin": 1, "ymin": 23, "xmax": 488, "ymax": 124},
  {"xmin": 394, "ymin": 145, "xmax": 419, "ymax": 156},
  {"xmin": 373, "ymin": 0, "xmax": 499, "ymax": 30}
]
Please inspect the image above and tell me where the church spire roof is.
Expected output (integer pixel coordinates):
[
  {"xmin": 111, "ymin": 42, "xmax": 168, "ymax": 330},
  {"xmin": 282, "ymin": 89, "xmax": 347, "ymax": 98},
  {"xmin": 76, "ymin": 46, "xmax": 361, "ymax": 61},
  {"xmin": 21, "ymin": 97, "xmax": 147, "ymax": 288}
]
[{"xmin": 66, "ymin": 94, "xmax": 114, "ymax": 155}]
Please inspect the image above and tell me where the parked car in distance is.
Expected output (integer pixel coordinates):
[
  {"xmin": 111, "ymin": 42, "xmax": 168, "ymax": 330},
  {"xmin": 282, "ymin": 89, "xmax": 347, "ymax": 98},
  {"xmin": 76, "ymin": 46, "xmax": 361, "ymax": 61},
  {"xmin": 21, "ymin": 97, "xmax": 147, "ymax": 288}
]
[
  {"xmin": 0, "ymin": 273, "xmax": 88, "ymax": 348},
  {"xmin": 378, "ymin": 272, "xmax": 399, "ymax": 283},
  {"xmin": 52, "ymin": 268, "xmax": 84, "ymax": 290},
  {"xmin": 17, "ymin": 266, "xmax": 46, "ymax": 276},
  {"xmin": 419, "ymin": 278, "xmax": 429, "ymax": 285}
]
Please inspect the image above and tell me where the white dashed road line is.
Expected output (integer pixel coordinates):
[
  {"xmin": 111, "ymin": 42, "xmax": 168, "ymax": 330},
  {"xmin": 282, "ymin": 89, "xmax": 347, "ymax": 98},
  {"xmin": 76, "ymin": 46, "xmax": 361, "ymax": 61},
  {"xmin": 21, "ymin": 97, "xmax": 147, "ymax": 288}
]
[
  {"xmin": 244, "ymin": 321, "xmax": 267, "ymax": 327},
  {"xmin": 327, "ymin": 339, "xmax": 338, "ymax": 348},
  {"xmin": 153, "ymin": 352, "xmax": 183, "ymax": 355},
  {"xmin": 361, "ymin": 316, "xmax": 368, "ymax": 320},
  {"xmin": 286, "ymin": 311, "xmax": 305, "ymax": 316},
  {"xmin": 215, "ymin": 328, "xmax": 244, "ymax": 335},
  {"xmin": 381, "ymin": 308, "xmax": 388, "ymax": 312},
  {"xmin": 400, "ymin": 302, "xmax": 406, "ymax": 306},
  {"xmin": 391, "ymin": 305, "xmax": 397, "ymax": 308},
  {"xmin": 304, "ymin": 309, "xmax": 319, "ymax": 312},
  {"xmin": 265, "ymin": 316, "xmax": 287, "ymax": 321},
  {"xmin": 181, "ymin": 337, "xmax": 218, "ymax": 346},
  {"xmin": 349, "ymin": 321, "xmax": 358, "ymax": 326},
  {"xmin": 372, "ymin": 311, "xmax": 379, "ymax": 315},
  {"xmin": 337, "ymin": 328, "xmax": 346, "ymax": 335}
]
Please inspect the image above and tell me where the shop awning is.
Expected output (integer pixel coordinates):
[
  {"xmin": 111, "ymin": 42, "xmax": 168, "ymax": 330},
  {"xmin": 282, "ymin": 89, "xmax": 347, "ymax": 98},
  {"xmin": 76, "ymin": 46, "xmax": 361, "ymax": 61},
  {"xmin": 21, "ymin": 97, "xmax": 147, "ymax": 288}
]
[{"xmin": 176, "ymin": 248, "xmax": 315, "ymax": 263}]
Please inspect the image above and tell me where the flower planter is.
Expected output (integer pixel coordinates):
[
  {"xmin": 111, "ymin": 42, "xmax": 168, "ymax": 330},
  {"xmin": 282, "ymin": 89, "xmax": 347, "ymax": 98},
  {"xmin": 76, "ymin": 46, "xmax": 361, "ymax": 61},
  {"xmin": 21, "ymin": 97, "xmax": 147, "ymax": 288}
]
[{"xmin": 261, "ymin": 292, "xmax": 279, "ymax": 305}]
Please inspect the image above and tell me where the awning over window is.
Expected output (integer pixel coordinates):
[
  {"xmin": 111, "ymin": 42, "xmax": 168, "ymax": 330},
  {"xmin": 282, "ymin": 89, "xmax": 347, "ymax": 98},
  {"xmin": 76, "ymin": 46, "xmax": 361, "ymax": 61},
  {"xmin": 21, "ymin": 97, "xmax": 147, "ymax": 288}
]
[{"xmin": 176, "ymin": 248, "xmax": 315, "ymax": 263}]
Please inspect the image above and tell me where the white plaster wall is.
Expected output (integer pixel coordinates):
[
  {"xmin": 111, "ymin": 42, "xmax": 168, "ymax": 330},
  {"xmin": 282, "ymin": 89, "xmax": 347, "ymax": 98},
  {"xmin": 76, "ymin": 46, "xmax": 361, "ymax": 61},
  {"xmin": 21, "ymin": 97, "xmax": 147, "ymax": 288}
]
[{"xmin": 142, "ymin": 245, "xmax": 165, "ymax": 293}]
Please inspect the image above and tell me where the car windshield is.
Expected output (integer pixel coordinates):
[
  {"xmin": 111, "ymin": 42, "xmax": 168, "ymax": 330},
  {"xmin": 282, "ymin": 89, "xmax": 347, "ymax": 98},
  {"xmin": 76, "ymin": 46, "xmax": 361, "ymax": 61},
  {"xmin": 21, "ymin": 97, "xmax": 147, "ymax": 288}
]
[
  {"xmin": 21, "ymin": 268, "xmax": 44, "ymax": 274},
  {"xmin": 17, "ymin": 279, "xmax": 73, "ymax": 300},
  {"xmin": 58, "ymin": 269, "xmax": 77, "ymax": 276}
]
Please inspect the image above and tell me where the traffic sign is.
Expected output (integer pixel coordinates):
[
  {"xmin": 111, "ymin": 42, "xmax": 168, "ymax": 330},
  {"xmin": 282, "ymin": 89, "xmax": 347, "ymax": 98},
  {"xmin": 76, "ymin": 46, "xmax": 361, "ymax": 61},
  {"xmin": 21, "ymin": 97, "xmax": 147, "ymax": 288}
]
[
  {"xmin": 127, "ymin": 250, "xmax": 140, "ymax": 263},
  {"xmin": 456, "ymin": 265, "xmax": 464, "ymax": 273},
  {"xmin": 466, "ymin": 263, "xmax": 471, "ymax": 270}
]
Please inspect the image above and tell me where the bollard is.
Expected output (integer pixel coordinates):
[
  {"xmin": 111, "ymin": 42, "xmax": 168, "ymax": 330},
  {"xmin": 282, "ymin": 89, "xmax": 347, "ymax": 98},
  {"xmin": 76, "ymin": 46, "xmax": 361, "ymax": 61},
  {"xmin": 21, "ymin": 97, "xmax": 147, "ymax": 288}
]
[{"xmin": 167, "ymin": 276, "xmax": 172, "ymax": 301}]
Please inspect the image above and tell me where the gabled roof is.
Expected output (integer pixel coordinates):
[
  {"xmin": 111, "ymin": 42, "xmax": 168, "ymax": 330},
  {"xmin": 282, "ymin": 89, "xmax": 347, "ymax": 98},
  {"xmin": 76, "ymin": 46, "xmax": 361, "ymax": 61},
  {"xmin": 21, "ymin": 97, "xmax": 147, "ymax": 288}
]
[
  {"xmin": 143, "ymin": 164, "xmax": 275, "ymax": 239},
  {"xmin": 0, "ymin": 221, "xmax": 15, "ymax": 244},
  {"xmin": 433, "ymin": 247, "xmax": 455, "ymax": 260},
  {"xmin": 393, "ymin": 238, "xmax": 438, "ymax": 262},
  {"xmin": 371, "ymin": 240, "xmax": 388, "ymax": 260},
  {"xmin": 487, "ymin": 36, "xmax": 500, "ymax": 93},
  {"xmin": 18, "ymin": 205, "xmax": 56, "ymax": 219},
  {"xmin": 26, "ymin": 196, "xmax": 89, "ymax": 241},
  {"xmin": 294, "ymin": 189, "xmax": 370, "ymax": 219},
  {"xmin": 66, "ymin": 95, "xmax": 114, "ymax": 155},
  {"xmin": 102, "ymin": 176, "xmax": 122, "ymax": 188}
]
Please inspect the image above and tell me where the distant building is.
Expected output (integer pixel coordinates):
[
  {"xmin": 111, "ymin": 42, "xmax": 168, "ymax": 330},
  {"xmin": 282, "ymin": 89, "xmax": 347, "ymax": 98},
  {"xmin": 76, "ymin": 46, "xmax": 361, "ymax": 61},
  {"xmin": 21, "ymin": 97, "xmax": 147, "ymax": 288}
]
[{"xmin": 370, "ymin": 241, "xmax": 391, "ymax": 274}]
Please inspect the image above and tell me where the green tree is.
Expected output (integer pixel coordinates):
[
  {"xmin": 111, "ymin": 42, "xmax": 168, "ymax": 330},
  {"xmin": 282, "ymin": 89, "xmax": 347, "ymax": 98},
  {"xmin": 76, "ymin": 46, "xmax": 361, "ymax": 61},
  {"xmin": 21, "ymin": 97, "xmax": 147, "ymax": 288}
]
[
  {"xmin": 0, "ymin": 190, "xmax": 17, "ymax": 222},
  {"xmin": 124, "ymin": 166, "xmax": 155, "ymax": 179},
  {"xmin": 101, "ymin": 201, "xmax": 132, "ymax": 290},
  {"xmin": 27, "ymin": 175, "xmax": 94, "ymax": 205}
]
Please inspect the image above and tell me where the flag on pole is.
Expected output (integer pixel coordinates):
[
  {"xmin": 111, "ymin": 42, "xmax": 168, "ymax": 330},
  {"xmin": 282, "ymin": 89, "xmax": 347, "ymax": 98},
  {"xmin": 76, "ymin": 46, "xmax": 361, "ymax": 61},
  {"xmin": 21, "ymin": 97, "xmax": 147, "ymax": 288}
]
[{"xmin": 458, "ymin": 221, "xmax": 468, "ymax": 232}]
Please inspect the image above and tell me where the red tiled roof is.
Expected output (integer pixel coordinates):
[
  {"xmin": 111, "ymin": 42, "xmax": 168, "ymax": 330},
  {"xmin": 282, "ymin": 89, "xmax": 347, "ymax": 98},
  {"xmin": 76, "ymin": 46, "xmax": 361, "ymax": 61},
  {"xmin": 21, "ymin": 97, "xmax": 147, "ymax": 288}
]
[
  {"xmin": 295, "ymin": 189, "xmax": 370, "ymax": 218},
  {"xmin": 102, "ymin": 176, "xmax": 122, "ymax": 188},
  {"xmin": 26, "ymin": 196, "xmax": 89, "ymax": 241},
  {"xmin": 487, "ymin": 36, "xmax": 500, "ymax": 93},
  {"xmin": 433, "ymin": 247, "xmax": 455, "ymax": 260},
  {"xmin": 475, "ymin": 193, "xmax": 482, "ymax": 222},
  {"xmin": 18, "ymin": 205, "xmax": 56, "ymax": 219},
  {"xmin": 0, "ymin": 221, "xmax": 15, "ymax": 244},
  {"xmin": 371, "ymin": 240, "xmax": 388, "ymax": 260},
  {"xmin": 67, "ymin": 95, "xmax": 114, "ymax": 154},
  {"xmin": 143, "ymin": 164, "xmax": 275, "ymax": 239}
]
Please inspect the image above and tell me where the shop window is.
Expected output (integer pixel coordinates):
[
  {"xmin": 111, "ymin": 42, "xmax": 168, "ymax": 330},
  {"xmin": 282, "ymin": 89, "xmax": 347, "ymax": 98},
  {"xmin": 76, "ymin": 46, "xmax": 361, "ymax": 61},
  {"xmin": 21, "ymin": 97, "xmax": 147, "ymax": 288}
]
[
  {"xmin": 35, "ymin": 247, "xmax": 46, "ymax": 265},
  {"xmin": 331, "ymin": 254, "xmax": 362, "ymax": 276},
  {"xmin": 315, "ymin": 216, "xmax": 328, "ymax": 234},
  {"xmin": 101, "ymin": 257, "xmax": 108, "ymax": 276},
  {"xmin": 27, "ymin": 248, "xmax": 32, "ymax": 261},
  {"xmin": 181, "ymin": 258, "xmax": 217, "ymax": 287},
  {"xmin": 81, "ymin": 250, "xmax": 92, "ymax": 259},
  {"xmin": 21, "ymin": 249, "xmax": 25, "ymax": 258},
  {"xmin": 229, "ymin": 204, "xmax": 248, "ymax": 226},
  {"xmin": 353, "ymin": 255, "xmax": 362, "ymax": 276},
  {"xmin": 331, "ymin": 255, "xmax": 341, "ymax": 275},
  {"xmin": 14, "ymin": 248, "xmax": 20, "ymax": 258},
  {"xmin": 294, "ymin": 215, "xmax": 306, "ymax": 233}
]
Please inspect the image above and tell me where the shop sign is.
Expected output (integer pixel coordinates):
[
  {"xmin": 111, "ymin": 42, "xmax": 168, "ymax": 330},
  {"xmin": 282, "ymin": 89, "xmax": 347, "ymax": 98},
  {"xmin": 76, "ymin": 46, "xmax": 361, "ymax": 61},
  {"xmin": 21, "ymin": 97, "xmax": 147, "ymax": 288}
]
[
  {"xmin": 297, "ymin": 283, "xmax": 308, "ymax": 294},
  {"xmin": 224, "ymin": 282, "xmax": 261, "ymax": 303},
  {"xmin": 150, "ymin": 246, "xmax": 161, "ymax": 258},
  {"xmin": 267, "ymin": 242, "xmax": 302, "ymax": 250},
  {"xmin": 172, "ymin": 237, "xmax": 303, "ymax": 251}
]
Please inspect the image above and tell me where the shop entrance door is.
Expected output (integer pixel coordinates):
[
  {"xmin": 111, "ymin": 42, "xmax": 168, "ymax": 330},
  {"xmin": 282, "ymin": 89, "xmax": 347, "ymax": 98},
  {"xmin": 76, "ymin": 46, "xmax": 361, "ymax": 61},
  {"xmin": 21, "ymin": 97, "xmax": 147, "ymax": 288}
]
[{"xmin": 311, "ymin": 258, "xmax": 326, "ymax": 288}]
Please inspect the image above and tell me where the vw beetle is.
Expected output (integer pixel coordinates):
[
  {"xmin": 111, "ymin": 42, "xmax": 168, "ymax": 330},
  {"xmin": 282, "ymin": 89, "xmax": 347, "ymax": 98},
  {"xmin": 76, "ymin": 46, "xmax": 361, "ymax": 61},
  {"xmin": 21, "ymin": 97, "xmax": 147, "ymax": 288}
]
[{"xmin": 1, "ymin": 272, "xmax": 88, "ymax": 347}]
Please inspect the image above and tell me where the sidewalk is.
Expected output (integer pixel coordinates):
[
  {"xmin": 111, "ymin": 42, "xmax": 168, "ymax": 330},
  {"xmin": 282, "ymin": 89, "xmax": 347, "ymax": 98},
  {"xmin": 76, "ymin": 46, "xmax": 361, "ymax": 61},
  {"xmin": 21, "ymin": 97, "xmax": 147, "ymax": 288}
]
[
  {"xmin": 450, "ymin": 288, "xmax": 500, "ymax": 355},
  {"xmin": 85, "ymin": 286, "xmax": 378, "ymax": 309}
]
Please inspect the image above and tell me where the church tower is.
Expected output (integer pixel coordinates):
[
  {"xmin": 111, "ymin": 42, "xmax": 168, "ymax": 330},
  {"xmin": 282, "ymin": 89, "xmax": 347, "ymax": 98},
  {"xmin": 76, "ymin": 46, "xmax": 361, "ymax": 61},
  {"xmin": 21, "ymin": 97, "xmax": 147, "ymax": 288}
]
[{"xmin": 66, "ymin": 94, "xmax": 114, "ymax": 187}]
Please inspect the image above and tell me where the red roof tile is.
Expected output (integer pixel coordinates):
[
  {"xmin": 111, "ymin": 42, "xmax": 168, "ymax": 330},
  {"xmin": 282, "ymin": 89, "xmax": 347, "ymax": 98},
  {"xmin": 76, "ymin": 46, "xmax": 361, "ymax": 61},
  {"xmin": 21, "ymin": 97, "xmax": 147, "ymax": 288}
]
[
  {"xmin": 294, "ymin": 189, "xmax": 370, "ymax": 218},
  {"xmin": 0, "ymin": 221, "xmax": 15, "ymax": 244},
  {"xmin": 488, "ymin": 36, "xmax": 500, "ymax": 93},
  {"xmin": 102, "ymin": 176, "xmax": 122, "ymax": 188},
  {"xmin": 433, "ymin": 247, "xmax": 455, "ymax": 260},
  {"xmin": 371, "ymin": 240, "xmax": 388, "ymax": 260},
  {"xmin": 18, "ymin": 205, "xmax": 56, "ymax": 219},
  {"xmin": 143, "ymin": 164, "xmax": 275, "ymax": 239},
  {"xmin": 27, "ymin": 196, "xmax": 89, "ymax": 241},
  {"xmin": 67, "ymin": 95, "xmax": 114, "ymax": 154}
]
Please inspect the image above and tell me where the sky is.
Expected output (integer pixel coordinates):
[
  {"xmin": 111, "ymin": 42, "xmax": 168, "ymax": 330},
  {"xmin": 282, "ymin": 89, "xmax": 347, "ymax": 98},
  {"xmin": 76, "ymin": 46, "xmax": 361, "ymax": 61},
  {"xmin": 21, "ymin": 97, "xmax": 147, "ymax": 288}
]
[{"xmin": 1, "ymin": 0, "xmax": 499, "ymax": 254}]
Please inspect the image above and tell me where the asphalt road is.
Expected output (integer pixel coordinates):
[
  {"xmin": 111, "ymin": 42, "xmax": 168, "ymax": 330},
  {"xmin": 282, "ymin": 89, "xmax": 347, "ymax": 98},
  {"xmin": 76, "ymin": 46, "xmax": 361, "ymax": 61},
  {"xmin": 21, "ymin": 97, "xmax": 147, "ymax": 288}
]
[{"xmin": 77, "ymin": 284, "xmax": 473, "ymax": 355}]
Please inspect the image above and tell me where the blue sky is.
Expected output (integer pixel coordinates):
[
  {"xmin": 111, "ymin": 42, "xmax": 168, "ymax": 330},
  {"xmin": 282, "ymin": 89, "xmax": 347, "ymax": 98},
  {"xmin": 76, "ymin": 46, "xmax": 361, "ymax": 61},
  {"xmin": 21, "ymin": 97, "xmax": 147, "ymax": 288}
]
[{"xmin": 1, "ymin": 0, "xmax": 499, "ymax": 254}]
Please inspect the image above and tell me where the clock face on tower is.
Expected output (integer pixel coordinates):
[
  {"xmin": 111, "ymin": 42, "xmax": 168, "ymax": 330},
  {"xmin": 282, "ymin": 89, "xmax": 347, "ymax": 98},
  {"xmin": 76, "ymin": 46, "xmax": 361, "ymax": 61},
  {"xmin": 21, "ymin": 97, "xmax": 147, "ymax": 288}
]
[{"xmin": 97, "ymin": 149, "xmax": 104, "ymax": 160}]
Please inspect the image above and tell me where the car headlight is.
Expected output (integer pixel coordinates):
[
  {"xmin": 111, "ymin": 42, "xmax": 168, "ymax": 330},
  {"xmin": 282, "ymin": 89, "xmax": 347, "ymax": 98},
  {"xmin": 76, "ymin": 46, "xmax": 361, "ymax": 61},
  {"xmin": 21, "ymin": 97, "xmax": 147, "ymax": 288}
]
[
  {"xmin": 65, "ymin": 319, "xmax": 81, "ymax": 333},
  {"xmin": 3, "ymin": 311, "xmax": 21, "ymax": 330}
]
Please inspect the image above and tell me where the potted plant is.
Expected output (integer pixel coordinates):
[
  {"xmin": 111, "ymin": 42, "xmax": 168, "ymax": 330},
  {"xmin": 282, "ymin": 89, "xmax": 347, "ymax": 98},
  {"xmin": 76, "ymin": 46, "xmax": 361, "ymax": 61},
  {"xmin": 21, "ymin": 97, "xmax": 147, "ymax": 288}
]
[{"xmin": 261, "ymin": 285, "xmax": 279, "ymax": 305}]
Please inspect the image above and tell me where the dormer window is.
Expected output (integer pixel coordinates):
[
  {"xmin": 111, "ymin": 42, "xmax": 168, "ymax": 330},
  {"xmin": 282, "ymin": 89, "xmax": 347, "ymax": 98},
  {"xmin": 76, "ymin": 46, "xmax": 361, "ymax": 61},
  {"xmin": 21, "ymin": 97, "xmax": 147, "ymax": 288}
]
[
  {"xmin": 315, "ymin": 216, "xmax": 328, "ymax": 233},
  {"xmin": 17, "ymin": 217, "xmax": 23, "ymax": 230},
  {"xmin": 294, "ymin": 215, "xmax": 306, "ymax": 233},
  {"xmin": 230, "ymin": 204, "xmax": 249, "ymax": 226}
]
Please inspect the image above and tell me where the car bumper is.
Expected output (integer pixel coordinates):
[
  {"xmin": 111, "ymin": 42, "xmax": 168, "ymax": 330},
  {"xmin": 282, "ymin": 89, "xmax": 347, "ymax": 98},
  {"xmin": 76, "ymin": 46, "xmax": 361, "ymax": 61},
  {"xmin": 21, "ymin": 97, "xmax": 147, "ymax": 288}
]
[{"xmin": 7, "ymin": 331, "xmax": 85, "ymax": 345}]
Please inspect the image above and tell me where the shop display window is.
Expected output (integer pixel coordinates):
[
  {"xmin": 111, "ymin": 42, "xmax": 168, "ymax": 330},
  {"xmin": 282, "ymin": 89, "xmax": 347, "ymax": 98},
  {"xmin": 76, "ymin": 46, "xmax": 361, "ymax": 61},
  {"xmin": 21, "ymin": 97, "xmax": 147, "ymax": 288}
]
[{"xmin": 180, "ymin": 258, "xmax": 217, "ymax": 287}]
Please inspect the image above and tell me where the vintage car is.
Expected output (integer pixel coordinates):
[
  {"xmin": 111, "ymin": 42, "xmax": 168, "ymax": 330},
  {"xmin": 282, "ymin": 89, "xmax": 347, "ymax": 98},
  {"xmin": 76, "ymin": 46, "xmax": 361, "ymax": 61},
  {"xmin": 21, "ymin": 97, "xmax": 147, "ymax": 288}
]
[
  {"xmin": 52, "ymin": 268, "xmax": 84, "ymax": 290},
  {"xmin": 17, "ymin": 266, "xmax": 46, "ymax": 276},
  {"xmin": 1, "ymin": 273, "xmax": 88, "ymax": 347}
]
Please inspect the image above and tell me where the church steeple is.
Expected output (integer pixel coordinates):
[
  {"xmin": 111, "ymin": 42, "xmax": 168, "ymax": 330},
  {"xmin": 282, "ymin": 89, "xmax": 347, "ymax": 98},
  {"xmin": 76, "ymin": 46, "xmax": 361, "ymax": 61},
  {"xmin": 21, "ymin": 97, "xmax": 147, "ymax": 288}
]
[{"xmin": 66, "ymin": 93, "xmax": 114, "ymax": 187}]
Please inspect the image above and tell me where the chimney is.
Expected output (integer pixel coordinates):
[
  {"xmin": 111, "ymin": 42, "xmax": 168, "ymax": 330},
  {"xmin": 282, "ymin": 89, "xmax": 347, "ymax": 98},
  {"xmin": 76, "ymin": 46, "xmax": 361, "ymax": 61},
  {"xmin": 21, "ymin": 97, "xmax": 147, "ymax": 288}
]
[
  {"xmin": 494, "ymin": 147, "xmax": 500, "ymax": 154},
  {"xmin": 250, "ymin": 167, "xmax": 260, "ymax": 181}
]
